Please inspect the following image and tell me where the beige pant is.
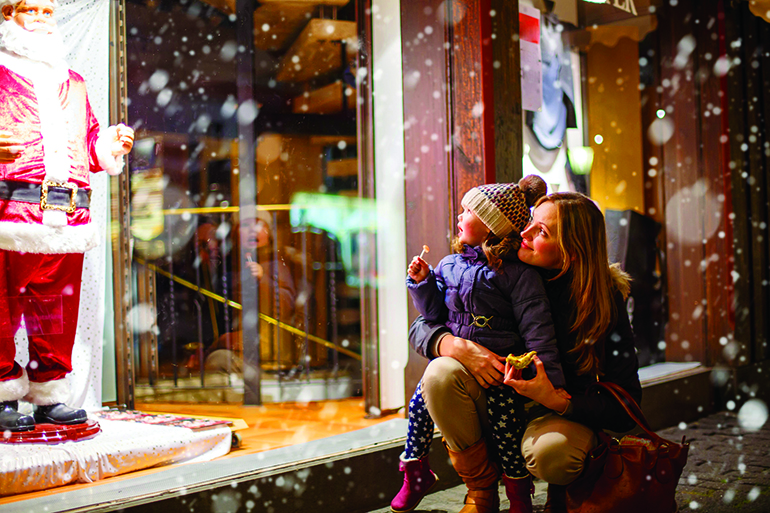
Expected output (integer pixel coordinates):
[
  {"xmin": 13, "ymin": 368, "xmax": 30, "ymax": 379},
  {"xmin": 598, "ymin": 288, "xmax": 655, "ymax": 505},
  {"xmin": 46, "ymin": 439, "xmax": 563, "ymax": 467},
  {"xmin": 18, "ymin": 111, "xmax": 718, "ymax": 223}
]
[{"xmin": 421, "ymin": 356, "xmax": 596, "ymax": 484}]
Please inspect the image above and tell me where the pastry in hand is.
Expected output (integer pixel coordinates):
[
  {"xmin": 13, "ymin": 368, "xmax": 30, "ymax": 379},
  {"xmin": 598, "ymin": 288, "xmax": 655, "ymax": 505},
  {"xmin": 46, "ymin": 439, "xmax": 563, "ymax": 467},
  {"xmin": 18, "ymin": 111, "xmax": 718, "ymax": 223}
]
[{"xmin": 506, "ymin": 351, "xmax": 537, "ymax": 369}]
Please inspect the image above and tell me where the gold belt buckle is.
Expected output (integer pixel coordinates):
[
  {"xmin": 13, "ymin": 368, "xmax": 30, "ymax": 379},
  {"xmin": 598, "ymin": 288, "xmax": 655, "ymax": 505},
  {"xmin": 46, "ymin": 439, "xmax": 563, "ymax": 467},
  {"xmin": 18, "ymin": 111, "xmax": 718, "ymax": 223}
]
[
  {"xmin": 471, "ymin": 314, "xmax": 493, "ymax": 329},
  {"xmin": 40, "ymin": 179, "xmax": 78, "ymax": 214}
]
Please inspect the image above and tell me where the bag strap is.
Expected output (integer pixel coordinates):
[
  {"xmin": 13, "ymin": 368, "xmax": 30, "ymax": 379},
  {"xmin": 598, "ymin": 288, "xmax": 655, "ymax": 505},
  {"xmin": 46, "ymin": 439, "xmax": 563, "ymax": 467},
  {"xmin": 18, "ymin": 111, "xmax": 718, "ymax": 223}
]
[{"xmin": 591, "ymin": 381, "xmax": 661, "ymax": 441}]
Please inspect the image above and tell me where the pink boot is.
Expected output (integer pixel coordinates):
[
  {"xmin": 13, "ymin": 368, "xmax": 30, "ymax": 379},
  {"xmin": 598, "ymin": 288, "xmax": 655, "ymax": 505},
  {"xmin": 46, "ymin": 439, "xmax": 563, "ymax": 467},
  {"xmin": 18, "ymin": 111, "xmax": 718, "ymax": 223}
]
[
  {"xmin": 390, "ymin": 455, "xmax": 439, "ymax": 512},
  {"xmin": 502, "ymin": 474, "xmax": 534, "ymax": 513}
]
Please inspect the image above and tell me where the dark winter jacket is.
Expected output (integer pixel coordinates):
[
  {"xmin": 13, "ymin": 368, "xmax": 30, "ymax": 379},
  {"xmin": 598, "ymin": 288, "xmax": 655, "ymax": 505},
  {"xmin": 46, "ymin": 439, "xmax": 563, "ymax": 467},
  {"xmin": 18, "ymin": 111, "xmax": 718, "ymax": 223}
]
[
  {"xmin": 407, "ymin": 245, "xmax": 565, "ymax": 389},
  {"xmin": 409, "ymin": 267, "xmax": 642, "ymax": 433}
]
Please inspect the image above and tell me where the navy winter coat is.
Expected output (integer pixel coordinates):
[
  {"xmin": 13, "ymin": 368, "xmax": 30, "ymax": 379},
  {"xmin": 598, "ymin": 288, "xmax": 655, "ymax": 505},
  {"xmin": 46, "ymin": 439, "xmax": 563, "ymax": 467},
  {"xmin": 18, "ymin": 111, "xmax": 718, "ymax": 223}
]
[{"xmin": 407, "ymin": 245, "xmax": 565, "ymax": 389}]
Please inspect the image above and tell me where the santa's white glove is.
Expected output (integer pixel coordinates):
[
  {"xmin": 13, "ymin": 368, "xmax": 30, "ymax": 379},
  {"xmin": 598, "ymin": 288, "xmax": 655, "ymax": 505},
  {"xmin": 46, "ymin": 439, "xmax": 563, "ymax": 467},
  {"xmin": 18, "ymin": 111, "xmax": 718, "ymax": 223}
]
[{"xmin": 108, "ymin": 123, "xmax": 134, "ymax": 156}]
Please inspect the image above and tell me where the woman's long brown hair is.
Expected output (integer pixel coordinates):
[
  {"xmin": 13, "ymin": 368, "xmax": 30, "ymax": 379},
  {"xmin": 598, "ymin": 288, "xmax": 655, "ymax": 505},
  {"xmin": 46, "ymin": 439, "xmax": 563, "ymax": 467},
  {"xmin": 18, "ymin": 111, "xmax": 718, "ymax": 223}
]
[{"xmin": 539, "ymin": 193, "xmax": 631, "ymax": 376}]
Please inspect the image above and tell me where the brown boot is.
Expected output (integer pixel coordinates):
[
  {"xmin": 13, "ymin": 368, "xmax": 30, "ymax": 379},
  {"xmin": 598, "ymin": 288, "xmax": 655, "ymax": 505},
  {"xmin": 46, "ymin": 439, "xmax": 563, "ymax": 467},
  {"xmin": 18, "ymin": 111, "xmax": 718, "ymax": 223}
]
[
  {"xmin": 444, "ymin": 438, "xmax": 500, "ymax": 513},
  {"xmin": 543, "ymin": 483, "xmax": 566, "ymax": 513}
]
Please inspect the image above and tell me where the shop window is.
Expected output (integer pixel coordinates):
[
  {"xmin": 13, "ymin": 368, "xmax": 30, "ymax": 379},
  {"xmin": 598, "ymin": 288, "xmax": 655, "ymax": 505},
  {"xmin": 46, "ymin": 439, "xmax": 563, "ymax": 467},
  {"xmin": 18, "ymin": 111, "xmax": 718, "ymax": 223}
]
[{"xmin": 123, "ymin": 0, "xmax": 364, "ymax": 405}]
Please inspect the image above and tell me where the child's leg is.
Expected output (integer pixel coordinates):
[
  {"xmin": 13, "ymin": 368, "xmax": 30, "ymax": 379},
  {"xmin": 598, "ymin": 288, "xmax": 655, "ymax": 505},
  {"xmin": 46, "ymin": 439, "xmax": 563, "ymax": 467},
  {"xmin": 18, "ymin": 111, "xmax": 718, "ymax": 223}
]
[
  {"xmin": 485, "ymin": 384, "xmax": 528, "ymax": 478},
  {"xmin": 392, "ymin": 380, "xmax": 439, "ymax": 512},
  {"xmin": 405, "ymin": 380, "xmax": 435, "ymax": 459}
]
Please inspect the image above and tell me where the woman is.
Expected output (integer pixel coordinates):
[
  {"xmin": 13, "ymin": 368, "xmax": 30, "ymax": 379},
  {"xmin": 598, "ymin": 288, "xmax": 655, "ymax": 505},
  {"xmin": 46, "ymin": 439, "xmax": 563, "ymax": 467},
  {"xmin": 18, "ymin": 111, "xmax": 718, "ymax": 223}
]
[{"xmin": 409, "ymin": 192, "xmax": 641, "ymax": 513}]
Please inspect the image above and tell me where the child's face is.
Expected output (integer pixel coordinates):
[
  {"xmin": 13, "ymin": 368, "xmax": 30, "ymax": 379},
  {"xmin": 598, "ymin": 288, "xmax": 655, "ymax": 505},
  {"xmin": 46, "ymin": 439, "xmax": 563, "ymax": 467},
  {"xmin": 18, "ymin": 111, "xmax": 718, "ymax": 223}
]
[{"xmin": 457, "ymin": 207, "xmax": 489, "ymax": 247}]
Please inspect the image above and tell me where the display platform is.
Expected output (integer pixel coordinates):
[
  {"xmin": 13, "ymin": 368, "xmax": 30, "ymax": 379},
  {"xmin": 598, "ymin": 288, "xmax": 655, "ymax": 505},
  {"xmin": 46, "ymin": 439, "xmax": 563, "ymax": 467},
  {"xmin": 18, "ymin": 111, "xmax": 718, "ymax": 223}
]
[
  {"xmin": 0, "ymin": 419, "xmax": 101, "ymax": 444},
  {"xmin": 0, "ymin": 416, "xmax": 232, "ymax": 496}
]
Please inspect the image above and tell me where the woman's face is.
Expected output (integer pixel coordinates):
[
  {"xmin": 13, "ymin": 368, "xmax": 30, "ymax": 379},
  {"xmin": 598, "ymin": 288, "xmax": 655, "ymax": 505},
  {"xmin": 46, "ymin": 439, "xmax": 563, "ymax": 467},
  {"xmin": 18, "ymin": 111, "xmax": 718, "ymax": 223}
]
[
  {"xmin": 518, "ymin": 201, "xmax": 564, "ymax": 270},
  {"xmin": 457, "ymin": 207, "xmax": 490, "ymax": 247}
]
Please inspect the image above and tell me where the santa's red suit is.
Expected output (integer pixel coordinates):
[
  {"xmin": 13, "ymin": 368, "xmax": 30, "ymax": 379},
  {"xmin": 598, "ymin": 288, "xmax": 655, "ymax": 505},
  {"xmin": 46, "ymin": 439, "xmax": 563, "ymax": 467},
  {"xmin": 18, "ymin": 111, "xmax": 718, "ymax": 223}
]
[{"xmin": 0, "ymin": 47, "xmax": 122, "ymax": 408}]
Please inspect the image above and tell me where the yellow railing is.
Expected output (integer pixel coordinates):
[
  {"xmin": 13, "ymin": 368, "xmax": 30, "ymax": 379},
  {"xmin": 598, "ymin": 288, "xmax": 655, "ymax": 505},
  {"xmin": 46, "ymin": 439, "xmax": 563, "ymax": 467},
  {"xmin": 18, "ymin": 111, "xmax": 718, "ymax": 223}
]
[
  {"xmin": 134, "ymin": 258, "xmax": 362, "ymax": 361},
  {"xmin": 160, "ymin": 204, "xmax": 293, "ymax": 216}
]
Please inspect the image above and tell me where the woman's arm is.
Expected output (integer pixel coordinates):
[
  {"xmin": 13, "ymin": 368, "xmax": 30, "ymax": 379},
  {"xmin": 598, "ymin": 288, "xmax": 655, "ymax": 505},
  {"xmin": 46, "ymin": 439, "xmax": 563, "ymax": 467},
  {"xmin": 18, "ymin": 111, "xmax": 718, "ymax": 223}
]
[{"xmin": 409, "ymin": 316, "xmax": 506, "ymax": 388}]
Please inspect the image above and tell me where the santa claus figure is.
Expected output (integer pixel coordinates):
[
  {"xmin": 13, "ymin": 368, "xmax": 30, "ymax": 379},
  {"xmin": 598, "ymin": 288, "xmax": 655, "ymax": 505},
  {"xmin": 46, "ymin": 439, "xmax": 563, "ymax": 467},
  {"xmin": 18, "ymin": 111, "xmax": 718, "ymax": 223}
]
[{"xmin": 0, "ymin": 0, "xmax": 133, "ymax": 432}]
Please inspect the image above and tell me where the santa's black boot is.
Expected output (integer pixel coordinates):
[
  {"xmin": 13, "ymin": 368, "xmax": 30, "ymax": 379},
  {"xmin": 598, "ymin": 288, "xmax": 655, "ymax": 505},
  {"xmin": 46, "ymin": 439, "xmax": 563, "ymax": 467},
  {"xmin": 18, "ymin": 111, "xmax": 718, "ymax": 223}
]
[
  {"xmin": 34, "ymin": 403, "xmax": 87, "ymax": 425},
  {"xmin": 0, "ymin": 401, "xmax": 35, "ymax": 432}
]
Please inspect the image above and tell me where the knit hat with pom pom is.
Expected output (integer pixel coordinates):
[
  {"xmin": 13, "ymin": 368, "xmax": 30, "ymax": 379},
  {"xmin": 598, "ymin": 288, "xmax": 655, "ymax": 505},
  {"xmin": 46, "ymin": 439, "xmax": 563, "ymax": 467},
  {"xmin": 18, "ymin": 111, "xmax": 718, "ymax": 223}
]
[{"xmin": 461, "ymin": 175, "xmax": 547, "ymax": 237}]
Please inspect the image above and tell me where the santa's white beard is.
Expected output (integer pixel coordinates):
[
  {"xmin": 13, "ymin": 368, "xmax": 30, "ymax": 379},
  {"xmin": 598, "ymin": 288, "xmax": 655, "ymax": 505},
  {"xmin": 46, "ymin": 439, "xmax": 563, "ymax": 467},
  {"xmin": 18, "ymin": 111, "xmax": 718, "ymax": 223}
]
[{"xmin": 0, "ymin": 20, "xmax": 66, "ymax": 67}]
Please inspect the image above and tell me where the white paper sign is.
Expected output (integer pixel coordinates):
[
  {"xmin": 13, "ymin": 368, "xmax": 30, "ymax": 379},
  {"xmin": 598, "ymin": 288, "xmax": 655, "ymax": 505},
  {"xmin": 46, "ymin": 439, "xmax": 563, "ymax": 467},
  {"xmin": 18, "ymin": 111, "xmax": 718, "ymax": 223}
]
[{"xmin": 519, "ymin": 3, "xmax": 542, "ymax": 112}]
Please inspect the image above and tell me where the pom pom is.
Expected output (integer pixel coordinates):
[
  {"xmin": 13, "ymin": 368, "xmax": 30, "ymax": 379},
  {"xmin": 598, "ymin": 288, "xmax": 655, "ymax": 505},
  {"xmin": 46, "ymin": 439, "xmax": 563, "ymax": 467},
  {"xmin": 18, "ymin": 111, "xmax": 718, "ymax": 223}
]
[{"xmin": 519, "ymin": 174, "xmax": 547, "ymax": 207}]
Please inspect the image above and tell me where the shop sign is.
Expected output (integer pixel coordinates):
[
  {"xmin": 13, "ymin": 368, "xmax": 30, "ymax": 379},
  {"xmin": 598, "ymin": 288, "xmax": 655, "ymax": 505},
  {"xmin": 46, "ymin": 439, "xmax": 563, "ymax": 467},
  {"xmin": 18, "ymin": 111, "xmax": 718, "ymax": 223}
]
[
  {"xmin": 583, "ymin": 0, "xmax": 651, "ymax": 26},
  {"xmin": 584, "ymin": 0, "xmax": 637, "ymax": 15}
]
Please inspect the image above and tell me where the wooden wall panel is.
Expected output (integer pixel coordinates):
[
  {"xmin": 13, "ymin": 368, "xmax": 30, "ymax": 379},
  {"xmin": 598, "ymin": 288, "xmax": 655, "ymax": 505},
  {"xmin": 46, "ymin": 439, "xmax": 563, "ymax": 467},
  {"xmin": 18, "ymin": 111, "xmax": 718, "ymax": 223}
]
[
  {"xmin": 401, "ymin": 0, "xmax": 454, "ymax": 404},
  {"xmin": 694, "ymin": 1, "xmax": 734, "ymax": 366},
  {"xmin": 657, "ymin": 0, "xmax": 708, "ymax": 363},
  {"xmin": 450, "ymin": 0, "xmax": 488, "ymax": 206},
  {"xmin": 723, "ymin": 0, "xmax": 756, "ymax": 364},
  {"xmin": 738, "ymin": 4, "xmax": 770, "ymax": 362}
]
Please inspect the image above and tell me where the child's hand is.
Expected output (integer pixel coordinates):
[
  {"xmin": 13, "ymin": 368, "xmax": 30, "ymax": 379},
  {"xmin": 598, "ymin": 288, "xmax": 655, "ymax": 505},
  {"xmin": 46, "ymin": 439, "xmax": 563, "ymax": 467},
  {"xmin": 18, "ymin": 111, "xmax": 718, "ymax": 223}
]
[
  {"xmin": 408, "ymin": 256, "xmax": 429, "ymax": 283},
  {"xmin": 245, "ymin": 252, "xmax": 264, "ymax": 279}
]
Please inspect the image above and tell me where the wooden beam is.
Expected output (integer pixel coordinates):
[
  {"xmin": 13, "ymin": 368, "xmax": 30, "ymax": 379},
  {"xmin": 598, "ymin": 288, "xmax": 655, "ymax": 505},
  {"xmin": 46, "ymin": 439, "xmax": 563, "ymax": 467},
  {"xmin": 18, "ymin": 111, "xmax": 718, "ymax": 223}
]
[
  {"xmin": 253, "ymin": 3, "xmax": 315, "ymax": 52},
  {"xmin": 490, "ymin": 0, "xmax": 521, "ymax": 183},
  {"xmin": 449, "ymin": 0, "xmax": 487, "ymax": 200},
  {"xmin": 275, "ymin": 19, "xmax": 357, "ymax": 82},
  {"xmin": 293, "ymin": 80, "xmax": 356, "ymax": 114}
]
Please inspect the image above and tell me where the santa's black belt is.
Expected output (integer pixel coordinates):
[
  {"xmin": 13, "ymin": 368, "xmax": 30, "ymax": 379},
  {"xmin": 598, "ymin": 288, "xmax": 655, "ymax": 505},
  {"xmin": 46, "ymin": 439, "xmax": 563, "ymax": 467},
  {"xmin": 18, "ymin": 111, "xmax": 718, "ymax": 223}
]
[
  {"xmin": 0, "ymin": 179, "xmax": 91, "ymax": 213},
  {"xmin": 448, "ymin": 311, "xmax": 515, "ymax": 331}
]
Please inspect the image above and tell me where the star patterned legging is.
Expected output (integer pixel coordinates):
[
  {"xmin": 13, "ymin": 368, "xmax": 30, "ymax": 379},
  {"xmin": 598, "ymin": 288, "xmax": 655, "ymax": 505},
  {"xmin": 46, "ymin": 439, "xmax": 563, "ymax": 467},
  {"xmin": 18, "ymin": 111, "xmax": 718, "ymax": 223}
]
[{"xmin": 404, "ymin": 380, "xmax": 528, "ymax": 478}]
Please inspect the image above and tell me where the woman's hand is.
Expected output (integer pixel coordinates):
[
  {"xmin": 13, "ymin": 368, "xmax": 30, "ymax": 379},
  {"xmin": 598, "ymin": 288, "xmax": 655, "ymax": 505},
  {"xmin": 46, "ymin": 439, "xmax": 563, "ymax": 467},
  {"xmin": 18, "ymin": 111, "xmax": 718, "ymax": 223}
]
[
  {"xmin": 504, "ymin": 356, "xmax": 571, "ymax": 413},
  {"xmin": 439, "ymin": 334, "xmax": 506, "ymax": 388}
]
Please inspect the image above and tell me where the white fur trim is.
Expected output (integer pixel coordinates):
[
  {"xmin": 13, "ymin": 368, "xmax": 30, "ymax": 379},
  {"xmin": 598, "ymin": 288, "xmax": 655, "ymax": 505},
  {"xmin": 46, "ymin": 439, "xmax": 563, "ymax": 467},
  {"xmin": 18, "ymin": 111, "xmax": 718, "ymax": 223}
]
[
  {"xmin": 0, "ymin": 47, "xmax": 69, "ymax": 84},
  {"xmin": 95, "ymin": 129, "xmax": 124, "ymax": 176},
  {"xmin": 35, "ymin": 80, "xmax": 71, "ymax": 184},
  {"xmin": 42, "ymin": 209, "xmax": 67, "ymax": 227},
  {"xmin": 0, "ymin": 370, "xmax": 29, "ymax": 403},
  {"xmin": 25, "ymin": 378, "xmax": 70, "ymax": 406},
  {"xmin": 0, "ymin": 219, "xmax": 99, "ymax": 253}
]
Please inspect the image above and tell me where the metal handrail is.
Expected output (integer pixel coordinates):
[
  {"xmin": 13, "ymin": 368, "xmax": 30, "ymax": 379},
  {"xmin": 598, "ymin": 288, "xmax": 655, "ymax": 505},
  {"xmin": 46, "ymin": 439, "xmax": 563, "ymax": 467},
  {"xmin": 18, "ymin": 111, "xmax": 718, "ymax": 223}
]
[{"xmin": 133, "ymin": 258, "xmax": 362, "ymax": 361}]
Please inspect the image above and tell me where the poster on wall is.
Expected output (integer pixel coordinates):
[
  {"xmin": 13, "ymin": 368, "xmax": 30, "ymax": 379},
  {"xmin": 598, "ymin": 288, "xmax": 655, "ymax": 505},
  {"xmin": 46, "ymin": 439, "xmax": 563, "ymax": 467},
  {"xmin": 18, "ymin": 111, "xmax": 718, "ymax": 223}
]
[{"xmin": 519, "ymin": 3, "xmax": 542, "ymax": 112}]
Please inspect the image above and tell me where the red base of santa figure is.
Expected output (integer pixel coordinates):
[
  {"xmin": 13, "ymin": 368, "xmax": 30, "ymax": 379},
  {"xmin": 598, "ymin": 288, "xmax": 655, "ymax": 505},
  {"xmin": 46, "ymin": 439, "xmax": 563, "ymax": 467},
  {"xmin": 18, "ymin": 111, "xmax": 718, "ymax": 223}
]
[{"xmin": 0, "ymin": 0, "xmax": 133, "ymax": 433}]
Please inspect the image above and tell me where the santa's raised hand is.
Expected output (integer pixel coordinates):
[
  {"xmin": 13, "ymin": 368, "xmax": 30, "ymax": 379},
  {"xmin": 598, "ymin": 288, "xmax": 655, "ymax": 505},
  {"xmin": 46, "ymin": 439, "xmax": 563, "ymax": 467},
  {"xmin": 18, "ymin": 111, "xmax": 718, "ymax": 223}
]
[
  {"xmin": 107, "ymin": 123, "xmax": 134, "ymax": 156},
  {"xmin": 0, "ymin": 130, "xmax": 23, "ymax": 163}
]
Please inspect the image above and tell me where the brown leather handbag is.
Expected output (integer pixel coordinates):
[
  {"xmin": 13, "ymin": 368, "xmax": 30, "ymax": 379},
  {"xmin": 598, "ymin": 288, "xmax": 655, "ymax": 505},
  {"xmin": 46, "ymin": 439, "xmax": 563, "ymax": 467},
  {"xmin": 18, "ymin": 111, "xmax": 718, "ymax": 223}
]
[{"xmin": 564, "ymin": 382, "xmax": 689, "ymax": 513}]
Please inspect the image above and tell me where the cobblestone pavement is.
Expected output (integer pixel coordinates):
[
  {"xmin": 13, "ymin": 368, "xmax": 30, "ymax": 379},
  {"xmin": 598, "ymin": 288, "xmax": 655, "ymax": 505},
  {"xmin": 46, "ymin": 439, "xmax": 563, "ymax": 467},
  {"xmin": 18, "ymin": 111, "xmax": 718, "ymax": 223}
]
[{"xmin": 368, "ymin": 410, "xmax": 770, "ymax": 512}]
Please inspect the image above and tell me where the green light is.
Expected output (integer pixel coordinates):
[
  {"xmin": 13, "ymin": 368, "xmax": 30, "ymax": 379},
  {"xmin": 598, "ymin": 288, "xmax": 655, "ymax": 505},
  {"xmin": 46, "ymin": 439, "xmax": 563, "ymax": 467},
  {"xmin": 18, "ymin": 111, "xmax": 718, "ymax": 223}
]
[
  {"xmin": 656, "ymin": 109, "xmax": 666, "ymax": 119},
  {"xmin": 594, "ymin": 134, "xmax": 603, "ymax": 145},
  {"xmin": 567, "ymin": 146, "xmax": 595, "ymax": 176}
]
